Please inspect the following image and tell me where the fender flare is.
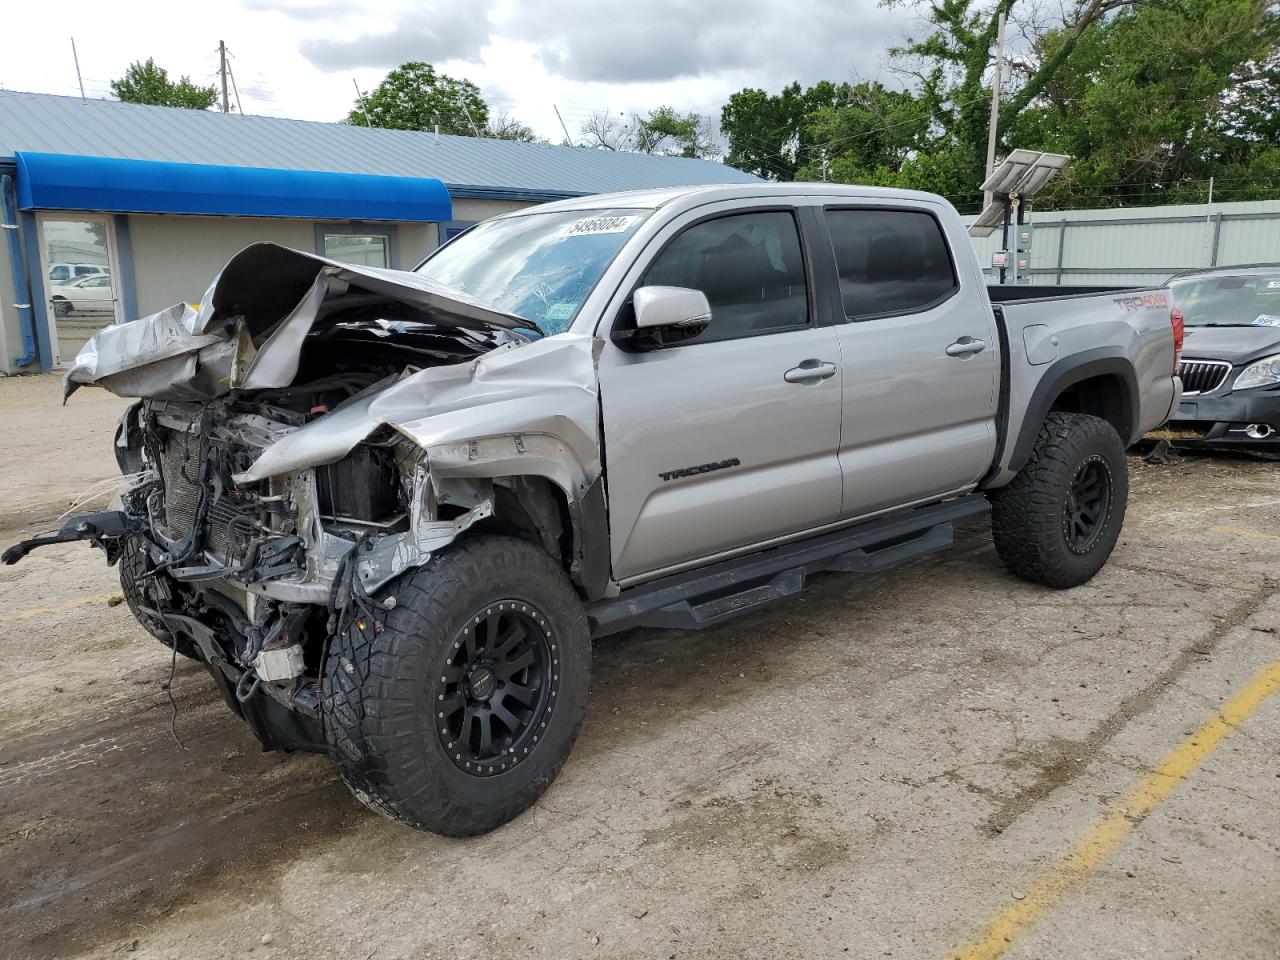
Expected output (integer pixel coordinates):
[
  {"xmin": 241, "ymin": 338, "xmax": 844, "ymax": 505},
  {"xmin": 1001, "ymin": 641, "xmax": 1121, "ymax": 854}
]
[
  {"xmin": 1007, "ymin": 350, "xmax": 1140, "ymax": 475},
  {"xmin": 425, "ymin": 433, "xmax": 612, "ymax": 601}
]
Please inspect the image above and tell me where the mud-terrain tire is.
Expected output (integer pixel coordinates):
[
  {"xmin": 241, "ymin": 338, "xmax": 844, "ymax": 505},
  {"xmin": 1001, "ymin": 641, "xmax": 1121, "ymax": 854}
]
[
  {"xmin": 119, "ymin": 535, "xmax": 200, "ymax": 659},
  {"xmin": 322, "ymin": 535, "xmax": 591, "ymax": 836},
  {"xmin": 991, "ymin": 412, "xmax": 1128, "ymax": 589}
]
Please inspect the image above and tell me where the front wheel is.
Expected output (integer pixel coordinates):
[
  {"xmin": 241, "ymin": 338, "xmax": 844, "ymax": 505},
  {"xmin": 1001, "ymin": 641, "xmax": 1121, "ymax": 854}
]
[
  {"xmin": 321, "ymin": 536, "xmax": 592, "ymax": 836},
  {"xmin": 991, "ymin": 412, "xmax": 1128, "ymax": 589},
  {"xmin": 119, "ymin": 535, "xmax": 200, "ymax": 659}
]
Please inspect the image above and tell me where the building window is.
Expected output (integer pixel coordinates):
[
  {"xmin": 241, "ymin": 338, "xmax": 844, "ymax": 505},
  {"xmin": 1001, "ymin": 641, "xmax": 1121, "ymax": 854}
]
[
  {"xmin": 322, "ymin": 233, "xmax": 389, "ymax": 268},
  {"xmin": 437, "ymin": 220, "xmax": 478, "ymax": 247}
]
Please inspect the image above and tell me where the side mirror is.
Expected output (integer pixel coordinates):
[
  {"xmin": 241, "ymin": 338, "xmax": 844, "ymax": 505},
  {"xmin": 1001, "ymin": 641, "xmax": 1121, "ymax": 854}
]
[{"xmin": 614, "ymin": 286, "xmax": 712, "ymax": 351}]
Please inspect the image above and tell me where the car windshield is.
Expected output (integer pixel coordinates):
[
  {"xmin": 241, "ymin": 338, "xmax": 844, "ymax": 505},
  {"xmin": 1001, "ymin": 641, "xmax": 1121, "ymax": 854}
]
[
  {"xmin": 1170, "ymin": 273, "xmax": 1280, "ymax": 328},
  {"xmin": 415, "ymin": 208, "xmax": 650, "ymax": 336}
]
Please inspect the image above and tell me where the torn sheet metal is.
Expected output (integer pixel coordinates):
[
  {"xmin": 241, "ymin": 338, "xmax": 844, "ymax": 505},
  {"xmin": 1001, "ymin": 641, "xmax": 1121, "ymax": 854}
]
[
  {"xmin": 64, "ymin": 242, "xmax": 539, "ymax": 401},
  {"xmin": 235, "ymin": 334, "xmax": 605, "ymax": 489}
]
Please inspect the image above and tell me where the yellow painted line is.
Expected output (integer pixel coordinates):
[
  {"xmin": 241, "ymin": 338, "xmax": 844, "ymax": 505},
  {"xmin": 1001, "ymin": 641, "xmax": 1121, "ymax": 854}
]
[
  {"xmin": 1208, "ymin": 525, "xmax": 1280, "ymax": 543},
  {"xmin": 949, "ymin": 660, "xmax": 1280, "ymax": 960},
  {"xmin": 0, "ymin": 591, "xmax": 122, "ymax": 625}
]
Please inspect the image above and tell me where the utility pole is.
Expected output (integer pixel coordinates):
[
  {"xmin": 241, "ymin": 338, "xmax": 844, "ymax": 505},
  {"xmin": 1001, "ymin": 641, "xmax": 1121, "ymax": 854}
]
[
  {"xmin": 984, "ymin": 10, "xmax": 1007, "ymax": 204},
  {"xmin": 352, "ymin": 78, "xmax": 372, "ymax": 127},
  {"xmin": 70, "ymin": 37, "xmax": 87, "ymax": 104},
  {"xmin": 218, "ymin": 40, "xmax": 230, "ymax": 114},
  {"xmin": 553, "ymin": 105, "xmax": 574, "ymax": 147}
]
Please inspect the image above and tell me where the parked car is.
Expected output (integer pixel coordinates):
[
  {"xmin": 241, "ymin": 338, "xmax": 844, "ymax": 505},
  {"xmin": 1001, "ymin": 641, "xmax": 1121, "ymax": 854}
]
[
  {"xmin": 49, "ymin": 273, "xmax": 115, "ymax": 317},
  {"xmin": 1149, "ymin": 264, "xmax": 1280, "ymax": 449},
  {"xmin": 3, "ymin": 184, "xmax": 1181, "ymax": 836},
  {"xmin": 48, "ymin": 262, "xmax": 109, "ymax": 283}
]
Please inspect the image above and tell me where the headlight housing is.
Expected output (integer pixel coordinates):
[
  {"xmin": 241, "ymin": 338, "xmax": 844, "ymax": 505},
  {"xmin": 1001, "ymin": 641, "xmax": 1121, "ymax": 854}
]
[{"xmin": 1233, "ymin": 353, "xmax": 1280, "ymax": 390}]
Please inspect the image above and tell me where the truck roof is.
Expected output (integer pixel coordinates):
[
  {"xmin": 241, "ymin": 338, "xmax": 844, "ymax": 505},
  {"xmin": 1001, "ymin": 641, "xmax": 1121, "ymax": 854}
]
[{"xmin": 520, "ymin": 182, "xmax": 953, "ymax": 216}]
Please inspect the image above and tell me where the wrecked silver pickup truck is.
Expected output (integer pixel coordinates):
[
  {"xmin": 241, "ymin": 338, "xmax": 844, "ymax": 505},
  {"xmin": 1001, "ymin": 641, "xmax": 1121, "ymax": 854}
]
[{"xmin": 5, "ymin": 184, "xmax": 1181, "ymax": 836}]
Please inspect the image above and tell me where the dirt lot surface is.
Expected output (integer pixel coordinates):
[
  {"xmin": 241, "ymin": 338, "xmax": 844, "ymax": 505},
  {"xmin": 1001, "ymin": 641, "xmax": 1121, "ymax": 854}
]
[{"xmin": 1, "ymin": 373, "xmax": 1278, "ymax": 960}]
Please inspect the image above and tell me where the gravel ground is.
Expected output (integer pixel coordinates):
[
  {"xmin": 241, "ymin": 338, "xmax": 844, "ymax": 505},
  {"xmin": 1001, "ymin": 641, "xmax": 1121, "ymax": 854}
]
[{"xmin": 1, "ymin": 373, "xmax": 1277, "ymax": 960}]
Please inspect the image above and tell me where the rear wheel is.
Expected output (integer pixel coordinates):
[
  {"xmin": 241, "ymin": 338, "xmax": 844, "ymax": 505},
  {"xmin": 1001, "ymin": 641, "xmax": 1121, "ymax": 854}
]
[
  {"xmin": 991, "ymin": 412, "xmax": 1128, "ymax": 588},
  {"xmin": 321, "ymin": 535, "xmax": 591, "ymax": 836}
]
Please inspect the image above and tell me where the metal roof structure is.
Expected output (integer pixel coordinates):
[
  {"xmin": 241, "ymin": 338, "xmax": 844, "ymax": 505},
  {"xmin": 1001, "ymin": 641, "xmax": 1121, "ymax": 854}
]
[{"xmin": 0, "ymin": 91, "xmax": 760, "ymax": 202}]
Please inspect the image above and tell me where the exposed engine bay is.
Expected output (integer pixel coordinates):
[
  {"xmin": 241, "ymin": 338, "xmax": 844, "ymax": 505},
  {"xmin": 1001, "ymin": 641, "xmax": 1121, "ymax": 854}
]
[{"xmin": 4, "ymin": 242, "xmax": 606, "ymax": 753}]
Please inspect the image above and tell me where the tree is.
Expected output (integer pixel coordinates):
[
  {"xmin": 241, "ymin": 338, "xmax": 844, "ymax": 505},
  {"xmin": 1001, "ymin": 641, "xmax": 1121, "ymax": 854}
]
[
  {"xmin": 580, "ymin": 111, "xmax": 635, "ymax": 151},
  {"xmin": 882, "ymin": 0, "xmax": 1140, "ymax": 190},
  {"xmin": 794, "ymin": 81, "xmax": 934, "ymax": 182},
  {"xmin": 487, "ymin": 110, "xmax": 544, "ymax": 142},
  {"xmin": 110, "ymin": 58, "xmax": 217, "ymax": 110},
  {"xmin": 720, "ymin": 82, "xmax": 841, "ymax": 180},
  {"xmin": 348, "ymin": 62, "xmax": 489, "ymax": 135},
  {"xmin": 634, "ymin": 107, "xmax": 714, "ymax": 158},
  {"xmin": 1006, "ymin": 0, "xmax": 1279, "ymax": 207}
]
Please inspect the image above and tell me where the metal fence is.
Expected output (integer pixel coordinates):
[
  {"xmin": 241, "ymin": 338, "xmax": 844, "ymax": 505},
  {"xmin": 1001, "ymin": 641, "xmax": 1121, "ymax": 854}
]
[{"xmin": 964, "ymin": 198, "xmax": 1280, "ymax": 286}]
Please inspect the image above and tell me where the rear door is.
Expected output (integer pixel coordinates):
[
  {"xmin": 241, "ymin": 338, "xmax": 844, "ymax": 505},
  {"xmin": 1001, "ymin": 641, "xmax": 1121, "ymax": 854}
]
[
  {"xmin": 818, "ymin": 204, "xmax": 1000, "ymax": 517},
  {"xmin": 597, "ymin": 201, "xmax": 844, "ymax": 583}
]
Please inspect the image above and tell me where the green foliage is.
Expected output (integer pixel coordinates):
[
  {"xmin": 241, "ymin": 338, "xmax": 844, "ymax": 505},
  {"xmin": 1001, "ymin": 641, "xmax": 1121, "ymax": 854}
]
[
  {"xmin": 634, "ymin": 106, "xmax": 713, "ymax": 158},
  {"xmin": 1007, "ymin": 0, "xmax": 1280, "ymax": 207},
  {"xmin": 719, "ymin": 0, "xmax": 1279, "ymax": 210},
  {"xmin": 110, "ymin": 58, "xmax": 217, "ymax": 110},
  {"xmin": 793, "ymin": 82, "xmax": 933, "ymax": 181},
  {"xmin": 348, "ymin": 62, "xmax": 489, "ymax": 135},
  {"xmin": 721, "ymin": 82, "xmax": 840, "ymax": 179}
]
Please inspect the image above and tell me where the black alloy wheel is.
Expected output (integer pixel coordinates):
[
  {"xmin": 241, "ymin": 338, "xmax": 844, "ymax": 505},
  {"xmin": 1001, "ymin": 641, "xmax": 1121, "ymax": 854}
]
[
  {"xmin": 435, "ymin": 601, "xmax": 559, "ymax": 777},
  {"xmin": 1062, "ymin": 455, "xmax": 1113, "ymax": 554},
  {"xmin": 322, "ymin": 535, "xmax": 592, "ymax": 835}
]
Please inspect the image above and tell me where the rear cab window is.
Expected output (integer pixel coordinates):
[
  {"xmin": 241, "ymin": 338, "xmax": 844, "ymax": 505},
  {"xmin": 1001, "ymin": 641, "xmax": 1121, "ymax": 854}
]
[{"xmin": 824, "ymin": 208, "xmax": 958, "ymax": 320}]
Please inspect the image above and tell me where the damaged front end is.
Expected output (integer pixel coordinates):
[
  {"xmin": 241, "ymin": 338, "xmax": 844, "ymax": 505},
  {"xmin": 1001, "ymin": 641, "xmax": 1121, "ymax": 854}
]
[{"xmin": 5, "ymin": 243, "xmax": 605, "ymax": 753}]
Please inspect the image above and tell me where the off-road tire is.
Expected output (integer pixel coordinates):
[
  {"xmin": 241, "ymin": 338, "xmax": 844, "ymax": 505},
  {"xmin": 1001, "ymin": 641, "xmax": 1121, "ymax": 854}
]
[
  {"xmin": 991, "ymin": 412, "xmax": 1128, "ymax": 589},
  {"xmin": 321, "ymin": 535, "xmax": 591, "ymax": 836},
  {"xmin": 118, "ymin": 535, "xmax": 200, "ymax": 659}
]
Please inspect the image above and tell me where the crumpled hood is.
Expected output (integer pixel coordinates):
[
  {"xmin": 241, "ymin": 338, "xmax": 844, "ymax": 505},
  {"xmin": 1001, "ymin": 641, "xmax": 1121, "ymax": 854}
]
[
  {"xmin": 1182, "ymin": 325, "xmax": 1280, "ymax": 365},
  {"xmin": 235, "ymin": 333, "xmax": 604, "ymax": 485},
  {"xmin": 64, "ymin": 242, "xmax": 539, "ymax": 401}
]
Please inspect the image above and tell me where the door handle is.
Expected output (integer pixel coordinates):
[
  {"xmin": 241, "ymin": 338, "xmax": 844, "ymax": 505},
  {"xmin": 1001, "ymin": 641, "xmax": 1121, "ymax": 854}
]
[
  {"xmin": 946, "ymin": 337, "xmax": 987, "ymax": 357},
  {"xmin": 784, "ymin": 359, "xmax": 838, "ymax": 384}
]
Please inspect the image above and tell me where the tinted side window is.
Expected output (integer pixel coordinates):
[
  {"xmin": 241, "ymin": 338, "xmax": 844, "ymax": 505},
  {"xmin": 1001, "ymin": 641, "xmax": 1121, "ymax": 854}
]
[
  {"xmin": 825, "ymin": 209, "xmax": 957, "ymax": 319},
  {"xmin": 642, "ymin": 211, "xmax": 808, "ymax": 342}
]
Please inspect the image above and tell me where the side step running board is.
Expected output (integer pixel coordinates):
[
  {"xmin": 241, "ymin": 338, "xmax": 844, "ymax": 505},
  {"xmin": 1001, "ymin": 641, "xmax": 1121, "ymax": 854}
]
[{"xmin": 587, "ymin": 495, "xmax": 989, "ymax": 637}]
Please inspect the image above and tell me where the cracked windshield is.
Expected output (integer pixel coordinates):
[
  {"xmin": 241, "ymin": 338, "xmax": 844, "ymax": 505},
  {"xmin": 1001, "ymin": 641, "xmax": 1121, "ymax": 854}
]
[{"xmin": 415, "ymin": 208, "xmax": 648, "ymax": 335}]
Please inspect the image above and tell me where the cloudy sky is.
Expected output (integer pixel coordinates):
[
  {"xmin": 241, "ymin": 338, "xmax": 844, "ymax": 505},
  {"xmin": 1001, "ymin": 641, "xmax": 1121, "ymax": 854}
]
[{"xmin": 0, "ymin": 0, "xmax": 921, "ymax": 142}]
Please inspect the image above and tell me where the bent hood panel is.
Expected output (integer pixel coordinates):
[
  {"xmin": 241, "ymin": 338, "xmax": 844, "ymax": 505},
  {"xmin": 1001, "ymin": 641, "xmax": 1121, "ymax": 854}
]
[
  {"xmin": 1182, "ymin": 325, "xmax": 1280, "ymax": 364},
  {"xmin": 235, "ymin": 334, "xmax": 604, "ymax": 485},
  {"xmin": 64, "ymin": 242, "xmax": 538, "ymax": 401}
]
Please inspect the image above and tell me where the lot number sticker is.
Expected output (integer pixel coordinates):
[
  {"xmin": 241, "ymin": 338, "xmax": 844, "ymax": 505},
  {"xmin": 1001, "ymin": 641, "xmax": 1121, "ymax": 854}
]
[{"xmin": 564, "ymin": 215, "xmax": 639, "ymax": 236}]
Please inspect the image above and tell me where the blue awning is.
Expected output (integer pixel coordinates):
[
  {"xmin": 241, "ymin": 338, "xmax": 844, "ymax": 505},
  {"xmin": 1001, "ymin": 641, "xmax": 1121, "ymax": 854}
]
[{"xmin": 15, "ymin": 151, "xmax": 452, "ymax": 222}]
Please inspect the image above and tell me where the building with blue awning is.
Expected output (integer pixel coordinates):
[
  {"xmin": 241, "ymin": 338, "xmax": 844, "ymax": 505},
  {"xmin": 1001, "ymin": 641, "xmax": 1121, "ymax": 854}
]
[{"xmin": 0, "ymin": 91, "xmax": 759, "ymax": 372}]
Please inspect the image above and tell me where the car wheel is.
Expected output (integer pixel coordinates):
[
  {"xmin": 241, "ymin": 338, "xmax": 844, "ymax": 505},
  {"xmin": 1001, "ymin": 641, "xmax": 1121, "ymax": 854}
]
[
  {"xmin": 990, "ymin": 411, "xmax": 1128, "ymax": 588},
  {"xmin": 118, "ymin": 535, "xmax": 200, "ymax": 659},
  {"xmin": 321, "ymin": 535, "xmax": 592, "ymax": 836},
  {"xmin": 52, "ymin": 298, "xmax": 72, "ymax": 317}
]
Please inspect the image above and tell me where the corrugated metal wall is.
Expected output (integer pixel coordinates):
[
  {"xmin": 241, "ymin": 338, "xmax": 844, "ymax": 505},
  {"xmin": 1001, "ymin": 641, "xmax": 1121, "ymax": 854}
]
[{"xmin": 964, "ymin": 199, "xmax": 1280, "ymax": 286}]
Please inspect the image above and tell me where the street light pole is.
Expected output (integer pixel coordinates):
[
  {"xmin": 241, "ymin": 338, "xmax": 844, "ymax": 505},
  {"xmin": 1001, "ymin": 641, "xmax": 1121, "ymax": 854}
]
[{"xmin": 984, "ymin": 10, "xmax": 1007, "ymax": 205}]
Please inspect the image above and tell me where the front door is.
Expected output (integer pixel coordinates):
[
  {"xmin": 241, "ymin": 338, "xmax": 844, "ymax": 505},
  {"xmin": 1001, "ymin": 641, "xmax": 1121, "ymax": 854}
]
[
  {"xmin": 820, "ymin": 204, "xmax": 999, "ymax": 517},
  {"xmin": 37, "ymin": 214, "xmax": 123, "ymax": 366},
  {"xmin": 598, "ymin": 204, "xmax": 844, "ymax": 583}
]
